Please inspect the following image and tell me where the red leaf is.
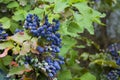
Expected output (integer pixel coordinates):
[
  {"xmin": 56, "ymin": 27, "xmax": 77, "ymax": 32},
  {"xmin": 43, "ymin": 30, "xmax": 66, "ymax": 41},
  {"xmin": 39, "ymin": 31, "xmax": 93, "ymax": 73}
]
[
  {"xmin": 10, "ymin": 61, "xmax": 19, "ymax": 67},
  {"xmin": 0, "ymin": 48, "xmax": 11, "ymax": 58}
]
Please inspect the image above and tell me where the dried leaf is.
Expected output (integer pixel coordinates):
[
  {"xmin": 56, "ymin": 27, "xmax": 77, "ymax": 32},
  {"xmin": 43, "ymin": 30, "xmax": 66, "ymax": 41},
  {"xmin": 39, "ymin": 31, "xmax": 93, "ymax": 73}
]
[
  {"xmin": 0, "ymin": 48, "xmax": 11, "ymax": 58},
  {"xmin": 20, "ymin": 41, "xmax": 31, "ymax": 55},
  {"xmin": 8, "ymin": 32, "xmax": 31, "ymax": 44}
]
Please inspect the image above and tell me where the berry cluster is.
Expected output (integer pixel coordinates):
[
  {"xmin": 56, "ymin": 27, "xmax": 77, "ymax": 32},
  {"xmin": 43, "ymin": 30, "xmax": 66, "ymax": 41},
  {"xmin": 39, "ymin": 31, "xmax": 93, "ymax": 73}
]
[
  {"xmin": 19, "ymin": 54, "xmax": 64, "ymax": 78},
  {"xmin": 0, "ymin": 27, "xmax": 8, "ymax": 41},
  {"xmin": 24, "ymin": 14, "xmax": 61, "ymax": 54},
  {"xmin": 106, "ymin": 43, "xmax": 120, "ymax": 80},
  {"xmin": 107, "ymin": 69, "xmax": 120, "ymax": 80},
  {"xmin": 24, "ymin": 14, "xmax": 40, "ymax": 31},
  {"xmin": 23, "ymin": 14, "xmax": 64, "ymax": 78},
  {"xmin": 106, "ymin": 43, "xmax": 120, "ymax": 65},
  {"xmin": 106, "ymin": 43, "xmax": 120, "ymax": 57},
  {"xmin": 43, "ymin": 55, "xmax": 64, "ymax": 77}
]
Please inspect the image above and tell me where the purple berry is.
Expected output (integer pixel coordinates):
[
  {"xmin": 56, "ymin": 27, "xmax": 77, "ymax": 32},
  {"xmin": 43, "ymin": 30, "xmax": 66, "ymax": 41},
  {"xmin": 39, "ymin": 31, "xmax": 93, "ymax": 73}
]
[
  {"xmin": 36, "ymin": 46, "xmax": 44, "ymax": 53},
  {"xmin": 48, "ymin": 73, "xmax": 53, "ymax": 77}
]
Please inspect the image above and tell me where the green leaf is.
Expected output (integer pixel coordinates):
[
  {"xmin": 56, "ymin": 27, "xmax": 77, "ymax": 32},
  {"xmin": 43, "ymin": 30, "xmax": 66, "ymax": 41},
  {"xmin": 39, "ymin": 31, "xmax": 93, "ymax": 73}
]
[
  {"xmin": 0, "ymin": 41, "xmax": 14, "ymax": 49},
  {"xmin": 7, "ymin": 1, "xmax": 19, "ymax": 8},
  {"xmin": 9, "ymin": 31, "xmax": 31, "ymax": 44},
  {"xmin": 23, "ymin": 5, "xmax": 31, "ymax": 11},
  {"xmin": 69, "ymin": 63, "xmax": 84, "ymax": 76},
  {"xmin": 31, "ymin": 7, "xmax": 43, "ymax": 14},
  {"xmin": 12, "ymin": 45, "xmax": 20, "ymax": 54},
  {"xmin": 0, "ymin": 59, "xmax": 8, "ymax": 72},
  {"xmin": 10, "ymin": 21, "xmax": 23, "ymax": 34},
  {"xmin": 76, "ymin": 45, "xmax": 86, "ymax": 48},
  {"xmin": 73, "ymin": 12, "xmax": 94, "ymax": 34},
  {"xmin": 73, "ymin": 2, "xmax": 105, "ymax": 34},
  {"xmin": 59, "ymin": 21, "xmax": 70, "ymax": 36},
  {"xmin": 80, "ymin": 52, "xmax": 89, "ymax": 61},
  {"xmin": 73, "ymin": 2, "xmax": 90, "ymax": 14},
  {"xmin": 29, "ymin": 7, "xmax": 44, "ymax": 19},
  {"xmin": 2, "ymin": 56, "xmax": 12, "ymax": 66},
  {"xmin": 8, "ymin": 66, "xmax": 26, "ymax": 76},
  {"xmin": 60, "ymin": 21, "xmax": 80, "ymax": 37},
  {"xmin": 80, "ymin": 72, "xmax": 96, "ymax": 80},
  {"xmin": 118, "ymin": 51, "xmax": 120, "ymax": 55},
  {"xmin": 58, "ymin": 70, "xmax": 72, "ymax": 80},
  {"xmin": 48, "ymin": 13, "xmax": 60, "ymax": 23},
  {"xmin": 60, "ymin": 36, "xmax": 77, "ymax": 56},
  {"xmin": 93, "ymin": 59, "xmax": 118, "ymax": 68},
  {"xmin": 53, "ymin": 0, "xmax": 69, "ymax": 13},
  {"xmin": 67, "ymin": 21, "xmax": 83, "ymax": 36},
  {"xmin": 68, "ymin": 50, "xmax": 78, "ymax": 65},
  {"xmin": 44, "ymin": 0, "xmax": 54, "ymax": 3},
  {"xmin": 12, "ymin": 14, "xmax": 25, "ymax": 21},
  {"xmin": 12, "ymin": 10, "xmax": 27, "ymax": 21},
  {"xmin": 0, "ymin": 0, "xmax": 13, "ymax": 4},
  {"xmin": 14, "ymin": 10, "xmax": 27, "ymax": 15},
  {"xmin": 67, "ymin": 0, "xmax": 87, "ymax": 4},
  {"xmin": 0, "ymin": 17, "xmax": 11, "ymax": 29}
]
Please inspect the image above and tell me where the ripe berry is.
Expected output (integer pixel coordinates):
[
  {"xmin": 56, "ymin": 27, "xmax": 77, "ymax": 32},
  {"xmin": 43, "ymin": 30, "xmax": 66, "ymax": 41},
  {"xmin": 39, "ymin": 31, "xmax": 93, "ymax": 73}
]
[
  {"xmin": 53, "ymin": 61, "xmax": 61, "ymax": 70},
  {"xmin": 36, "ymin": 46, "xmax": 44, "ymax": 53},
  {"xmin": 48, "ymin": 73, "xmax": 54, "ymax": 77}
]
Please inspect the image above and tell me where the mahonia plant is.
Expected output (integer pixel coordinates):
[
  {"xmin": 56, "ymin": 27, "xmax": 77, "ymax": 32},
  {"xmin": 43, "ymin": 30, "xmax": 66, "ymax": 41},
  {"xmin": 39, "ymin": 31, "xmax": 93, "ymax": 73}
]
[{"xmin": 0, "ymin": 14, "xmax": 64, "ymax": 80}]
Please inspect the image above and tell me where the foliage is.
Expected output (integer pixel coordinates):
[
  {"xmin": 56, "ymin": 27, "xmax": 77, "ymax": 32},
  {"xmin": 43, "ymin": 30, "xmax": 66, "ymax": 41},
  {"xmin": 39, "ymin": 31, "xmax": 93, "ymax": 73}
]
[{"xmin": 0, "ymin": 0, "xmax": 118, "ymax": 80}]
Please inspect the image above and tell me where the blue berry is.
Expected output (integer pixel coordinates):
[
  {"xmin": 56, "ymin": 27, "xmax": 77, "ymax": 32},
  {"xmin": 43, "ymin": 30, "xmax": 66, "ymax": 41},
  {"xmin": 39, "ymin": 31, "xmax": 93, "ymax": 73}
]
[
  {"xmin": 36, "ymin": 46, "xmax": 44, "ymax": 53},
  {"xmin": 47, "ymin": 27, "xmax": 53, "ymax": 32},
  {"xmin": 107, "ymin": 69, "xmax": 120, "ymax": 80},
  {"xmin": 37, "ymin": 27, "xmax": 44, "ymax": 33},
  {"xmin": 116, "ymin": 58, "xmax": 120, "ymax": 65},
  {"xmin": 0, "ymin": 27, "xmax": 8, "ymax": 40},
  {"xmin": 107, "ymin": 43, "xmax": 120, "ymax": 57},
  {"xmin": 48, "ymin": 73, "xmax": 54, "ymax": 77},
  {"xmin": 53, "ymin": 61, "xmax": 61, "ymax": 70},
  {"xmin": 25, "ymin": 56, "xmax": 31, "ymax": 63},
  {"xmin": 30, "ymin": 30, "xmax": 39, "ymax": 36},
  {"xmin": 55, "ymin": 47, "xmax": 60, "ymax": 53},
  {"xmin": 58, "ymin": 56, "xmax": 64, "ymax": 61},
  {"xmin": 26, "ymin": 17, "xmax": 32, "ymax": 22},
  {"xmin": 58, "ymin": 61, "xmax": 65, "ymax": 64},
  {"xmin": 41, "ymin": 30, "xmax": 45, "ymax": 37},
  {"xmin": 55, "ymin": 33, "xmax": 60, "ymax": 38}
]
